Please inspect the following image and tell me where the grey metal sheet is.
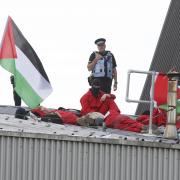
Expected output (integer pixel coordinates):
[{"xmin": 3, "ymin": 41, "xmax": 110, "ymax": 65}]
[
  {"xmin": 0, "ymin": 112, "xmax": 180, "ymax": 146},
  {"xmin": 0, "ymin": 136, "xmax": 180, "ymax": 180},
  {"xmin": 0, "ymin": 105, "xmax": 30, "ymax": 115}
]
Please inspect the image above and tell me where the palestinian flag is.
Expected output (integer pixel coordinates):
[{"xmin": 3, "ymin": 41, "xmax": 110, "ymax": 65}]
[{"xmin": 0, "ymin": 16, "xmax": 53, "ymax": 108}]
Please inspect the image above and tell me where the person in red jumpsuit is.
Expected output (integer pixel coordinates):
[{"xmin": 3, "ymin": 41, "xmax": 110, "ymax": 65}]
[
  {"xmin": 136, "ymin": 108, "xmax": 180, "ymax": 129},
  {"xmin": 80, "ymin": 79, "xmax": 145, "ymax": 133},
  {"xmin": 31, "ymin": 106, "xmax": 78, "ymax": 125}
]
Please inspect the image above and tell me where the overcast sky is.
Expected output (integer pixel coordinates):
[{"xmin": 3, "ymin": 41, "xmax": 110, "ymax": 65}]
[{"xmin": 0, "ymin": 0, "xmax": 171, "ymax": 114}]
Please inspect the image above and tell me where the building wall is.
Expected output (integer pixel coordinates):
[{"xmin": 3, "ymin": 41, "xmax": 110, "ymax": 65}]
[{"xmin": 0, "ymin": 133, "xmax": 180, "ymax": 180}]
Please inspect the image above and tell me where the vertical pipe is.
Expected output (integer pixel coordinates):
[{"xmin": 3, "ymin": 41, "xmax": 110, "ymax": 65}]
[
  {"xmin": 163, "ymin": 79, "xmax": 178, "ymax": 139},
  {"xmin": 126, "ymin": 71, "xmax": 131, "ymax": 102},
  {"xmin": 149, "ymin": 71, "xmax": 155, "ymax": 134}
]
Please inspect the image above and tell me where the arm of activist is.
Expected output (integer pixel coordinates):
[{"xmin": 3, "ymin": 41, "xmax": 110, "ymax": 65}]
[{"xmin": 100, "ymin": 93, "xmax": 116, "ymax": 102}]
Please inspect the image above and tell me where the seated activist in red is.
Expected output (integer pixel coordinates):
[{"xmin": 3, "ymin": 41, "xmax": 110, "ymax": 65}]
[{"xmin": 80, "ymin": 79, "xmax": 148, "ymax": 133}]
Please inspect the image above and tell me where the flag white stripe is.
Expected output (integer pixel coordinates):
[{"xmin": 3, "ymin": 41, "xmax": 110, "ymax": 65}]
[{"xmin": 15, "ymin": 46, "xmax": 52, "ymax": 99}]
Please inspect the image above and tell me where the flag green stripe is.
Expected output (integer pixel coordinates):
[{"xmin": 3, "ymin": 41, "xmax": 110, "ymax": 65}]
[
  {"xmin": 0, "ymin": 59, "xmax": 15, "ymax": 74},
  {"xmin": 159, "ymin": 101, "xmax": 180, "ymax": 114},
  {"xmin": 15, "ymin": 46, "xmax": 52, "ymax": 99},
  {"xmin": 15, "ymin": 70, "xmax": 43, "ymax": 108},
  {"xmin": 0, "ymin": 58, "xmax": 46, "ymax": 108}
]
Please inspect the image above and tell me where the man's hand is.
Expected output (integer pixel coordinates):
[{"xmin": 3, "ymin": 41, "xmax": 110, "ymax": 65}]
[
  {"xmin": 113, "ymin": 82, "xmax": 118, "ymax": 91},
  {"xmin": 95, "ymin": 53, "xmax": 102, "ymax": 61},
  {"xmin": 100, "ymin": 94, "xmax": 111, "ymax": 102},
  {"xmin": 87, "ymin": 53, "xmax": 102, "ymax": 71}
]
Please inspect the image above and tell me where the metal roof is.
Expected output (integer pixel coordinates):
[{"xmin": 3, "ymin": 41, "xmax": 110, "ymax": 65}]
[{"xmin": 0, "ymin": 105, "xmax": 180, "ymax": 148}]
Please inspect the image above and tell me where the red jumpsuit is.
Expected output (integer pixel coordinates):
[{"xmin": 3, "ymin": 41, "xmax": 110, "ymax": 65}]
[
  {"xmin": 80, "ymin": 90, "xmax": 120, "ymax": 116},
  {"xmin": 136, "ymin": 108, "xmax": 167, "ymax": 126},
  {"xmin": 80, "ymin": 90, "xmax": 144, "ymax": 132},
  {"xmin": 31, "ymin": 107, "xmax": 78, "ymax": 125},
  {"xmin": 136, "ymin": 108, "xmax": 180, "ymax": 129}
]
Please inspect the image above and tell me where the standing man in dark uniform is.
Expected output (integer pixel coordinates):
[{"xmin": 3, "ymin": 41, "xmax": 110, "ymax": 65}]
[
  {"xmin": 87, "ymin": 38, "xmax": 118, "ymax": 93},
  {"xmin": 10, "ymin": 75, "xmax": 21, "ymax": 106}
]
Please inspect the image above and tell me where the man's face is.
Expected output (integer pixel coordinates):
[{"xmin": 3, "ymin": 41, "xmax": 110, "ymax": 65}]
[{"xmin": 97, "ymin": 43, "xmax": 106, "ymax": 52}]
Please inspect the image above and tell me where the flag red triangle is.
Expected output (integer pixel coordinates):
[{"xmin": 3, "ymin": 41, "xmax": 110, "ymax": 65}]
[{"xmin": 0, "ymin": 16, "xmax": 17, "ymax": 59}]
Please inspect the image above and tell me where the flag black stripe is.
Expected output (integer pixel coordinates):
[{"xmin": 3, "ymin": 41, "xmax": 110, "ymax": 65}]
[{"xmin": 11, "ymin": 19, "xmax": 50, "ymax": 83}]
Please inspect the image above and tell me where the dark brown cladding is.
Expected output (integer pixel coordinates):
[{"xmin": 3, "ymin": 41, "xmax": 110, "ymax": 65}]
[{"xmin": 136, "ymin": 0, "xmax": 180, "ymax": 115}]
